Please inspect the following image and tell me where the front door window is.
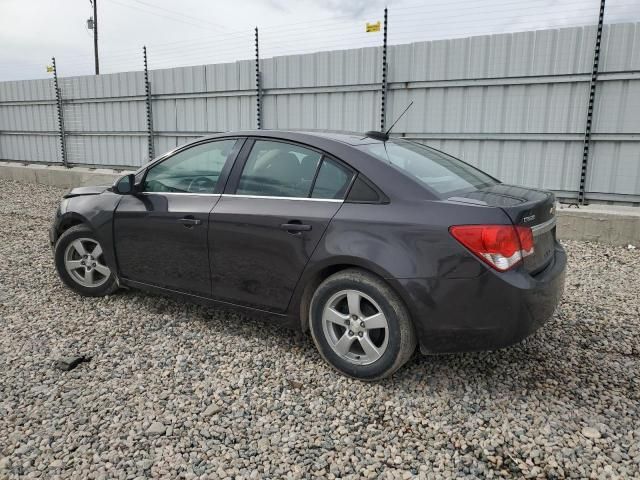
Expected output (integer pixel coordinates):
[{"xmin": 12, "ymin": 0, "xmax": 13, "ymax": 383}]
[{"xmin": 144, "ymin": 139, "xmax": 237, "ymax": 194}]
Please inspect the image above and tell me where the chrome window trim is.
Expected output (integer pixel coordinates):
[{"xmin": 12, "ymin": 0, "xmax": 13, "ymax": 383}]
[
  {"xmin": 222, "ymin": 194, "xmax": 343, "ymax": 203},
  {"xmin": 140, "ymin": 192, "xmax": 221, "ymax": 197},
  {"xmin": 531, "ymin": 217, "xmax": 556, "ymax": 236},
  {"xmin": 138, "ymin": 193, "xmax": 344, "ymax": 202}
]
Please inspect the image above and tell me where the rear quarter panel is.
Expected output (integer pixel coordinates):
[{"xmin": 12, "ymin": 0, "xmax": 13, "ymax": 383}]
[
  {"xmin": 315, "ymin": 200, "xmax": 512, "ymax": 278},
  {"xmin": 289, "ymin": 199, "xmax": 512, "ymax": 320}
]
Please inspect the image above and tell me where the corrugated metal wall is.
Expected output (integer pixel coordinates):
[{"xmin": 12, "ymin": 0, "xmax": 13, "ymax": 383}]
[
  {"xmin": 0, "ymin": 22, "xmax": 639, "ymax": 203},
  {"xmin": 0, "ymin": 78, "xmax": 60, "ymax": 163}
]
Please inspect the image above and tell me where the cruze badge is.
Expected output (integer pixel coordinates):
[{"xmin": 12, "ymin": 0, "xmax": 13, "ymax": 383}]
[{"xmin": 523, "ymin": 214, "xmax": 536, "ymax": 223}]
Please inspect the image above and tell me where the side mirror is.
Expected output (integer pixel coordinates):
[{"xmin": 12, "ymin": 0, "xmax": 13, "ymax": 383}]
[{"xmin": 113, "ymin": 173, "xmax": 135, "ymax": 195}]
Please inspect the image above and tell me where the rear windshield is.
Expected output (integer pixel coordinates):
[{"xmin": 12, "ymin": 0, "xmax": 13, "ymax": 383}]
[{"xmin": 357, "ymin": 140, "xmax": 498, "ymax": 197}]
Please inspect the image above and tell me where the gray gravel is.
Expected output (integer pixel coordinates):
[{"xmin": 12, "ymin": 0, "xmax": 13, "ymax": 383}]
[{"xmin": 0, "ymin": 177, "xmax": 639, "ymax": 479}]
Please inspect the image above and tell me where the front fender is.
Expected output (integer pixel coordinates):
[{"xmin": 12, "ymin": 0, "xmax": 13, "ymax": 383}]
[{"xmin": 50, "ymin": 192, "xmax": 122, "ymax": 277}]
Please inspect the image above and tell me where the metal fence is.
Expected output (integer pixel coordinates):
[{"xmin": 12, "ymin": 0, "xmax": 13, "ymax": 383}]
[{"xmin": 1, "ymin": 21, "xmax": 639, "ymax": 205}]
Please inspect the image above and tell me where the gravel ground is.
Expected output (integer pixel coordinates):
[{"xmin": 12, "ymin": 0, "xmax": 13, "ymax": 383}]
[{"xmin": 0, "ymin": 178, "xmax": 639, "ymax": 480}]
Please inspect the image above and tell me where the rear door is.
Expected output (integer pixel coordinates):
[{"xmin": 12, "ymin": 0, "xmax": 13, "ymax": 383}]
[
  {"xmin": 114, "ymin": 138, "xmax": 242, "ymax": 295},
  {"xmin": 209, "ymin": 138, "xmax": 355, "ymax": 311}
]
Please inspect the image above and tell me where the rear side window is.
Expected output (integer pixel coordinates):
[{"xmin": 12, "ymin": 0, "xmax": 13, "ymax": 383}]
[
  {"xmin": 237, "ymin": 140, "xmax": 322, "ymax": 198},
  {"xmin": 357, "ymin": 139, "xmax": 497, "ymax": 197},
  {"xmin": 311, "ymin": 158, "xmax": 354, "ymax": 199},
  {"xmin": 346, "ymin": 176, "xmax": 385, "ymax": 203}
]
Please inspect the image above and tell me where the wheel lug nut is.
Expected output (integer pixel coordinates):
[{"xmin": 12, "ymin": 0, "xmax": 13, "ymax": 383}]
[
  {"xmin": 358, "ymin": 332, "xmax": 363, "ymax": 337},
  {"xmin": 345, "ymin": 320, "xmax": 350, "ymax": 325},
  {"xmin": 351, "ymin": 315, "xmax": 358, "ymax": 320},
  {"xmin": 348, "ymin": 330, "xmax": 354, "ymax": 336},
  {"xmin": 360, "ymin": 321, "xmax": 365, "ymax": 328},
  {"xmin": 80, "ymin": 261, "xmax": 85, "ymax": 265}
]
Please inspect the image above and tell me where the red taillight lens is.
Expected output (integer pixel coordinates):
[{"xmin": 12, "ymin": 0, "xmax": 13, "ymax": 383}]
[
  {"xmin": 515, "ymin": 226, "xmax": 534, "ymax": 258},
  {"xmin": 449, "ymin": 224, "xmax": 535, "ymax": 271}
]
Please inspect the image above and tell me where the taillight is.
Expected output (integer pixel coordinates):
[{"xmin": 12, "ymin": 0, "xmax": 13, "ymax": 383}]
[{"xmin": 449, "ymin": 224, "xmax": 535, "ymax": 272}]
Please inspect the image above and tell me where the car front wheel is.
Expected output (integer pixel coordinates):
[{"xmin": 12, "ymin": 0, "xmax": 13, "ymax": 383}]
[
  {"xmin": 54, "ymin": 225, "xmax": 118, "ymax": 297},
  {"xmin": 309, "ymin": 269, "xmax": 416, "ymax": 381}
]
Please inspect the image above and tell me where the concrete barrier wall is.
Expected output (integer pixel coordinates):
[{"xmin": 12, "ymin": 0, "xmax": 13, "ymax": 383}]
[
  {"xmin": 556, "ymin": 205, "xmax": 640, "ymax": 246},
  {"xmin": 0, "ymin": 161, "xmax": 130, "ymax": 188}
]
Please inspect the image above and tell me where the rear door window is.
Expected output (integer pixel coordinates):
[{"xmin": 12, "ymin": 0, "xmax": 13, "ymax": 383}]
[
  {"xmin": 357, "ymin": 140, "xmax": 497, "ymax": 197},
  {"xmin": 236, "ymin": 140, "xmax": 322, "ymax": 198}
]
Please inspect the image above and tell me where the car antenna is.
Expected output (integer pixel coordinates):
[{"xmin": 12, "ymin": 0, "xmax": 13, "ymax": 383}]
[{"xmin": 364, "ymin": 101, "xmax": 414, "ymax": 142}]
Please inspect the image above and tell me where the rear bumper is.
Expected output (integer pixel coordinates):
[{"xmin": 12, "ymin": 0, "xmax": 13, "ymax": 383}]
[{"xmin": 399, "ymin": 243, "xmax": 566, "ymax": 354}]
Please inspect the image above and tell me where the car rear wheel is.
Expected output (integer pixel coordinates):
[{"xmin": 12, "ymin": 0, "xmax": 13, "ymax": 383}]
[
  {"xmin": 309, "ymin": 269, "xmax": 416, "ymax": 381},
  {"xmin": 54, "ymin": 225, "xmax": 118, "ymax": 297}
]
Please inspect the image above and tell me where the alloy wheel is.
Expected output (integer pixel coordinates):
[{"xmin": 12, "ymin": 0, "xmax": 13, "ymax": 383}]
[
  {"xmin": 321, "ymin": 289, "xmax": 389, "ymax": 365},
  {"xmin": 63, "ymin": 237, "xmax": 111, "ymax": 288}
]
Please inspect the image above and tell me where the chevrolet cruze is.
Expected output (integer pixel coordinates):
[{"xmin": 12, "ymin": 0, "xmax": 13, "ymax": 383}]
[{"xmin": 50, "ymin": 130, "xmax": 566, "ymax": 380}]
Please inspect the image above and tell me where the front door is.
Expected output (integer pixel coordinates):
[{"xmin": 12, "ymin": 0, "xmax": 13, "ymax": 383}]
[
  {"xmin": 209, "ymin": 139, "xmax": 355, "ymax": 311},
  {"xmin": 114, "ymin": 138, "xmax": 241, "ymax": 295}
]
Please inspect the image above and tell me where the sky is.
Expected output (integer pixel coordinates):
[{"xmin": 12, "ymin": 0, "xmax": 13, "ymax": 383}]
[{"xmin": 1, "ymin": 0, "xmax": 639, "ymax": 81}]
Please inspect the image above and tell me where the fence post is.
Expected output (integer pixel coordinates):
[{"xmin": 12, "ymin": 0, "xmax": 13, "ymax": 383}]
[
  {"xmin": 52, "ymin": 57, "xmax": 68, "ymax": 168},
  {"xmin": 255, "ymin": 27, "xmax": 262, "ymax": 130},
  {"xmin": 579, "ymin": 0, "xmax": 606, "ymax": 205},
  {"xmin": 143, "ymin": 46, "xmax": 155, "ymax": 161},
  {"xmin": 380, "ymin": 7, "xmax": 389, "ymax": 132}
]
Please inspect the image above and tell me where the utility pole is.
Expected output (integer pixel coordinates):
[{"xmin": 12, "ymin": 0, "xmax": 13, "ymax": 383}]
[{"xmin": 91, "ymin": 0, "xmax": 100, "ymax": 75}]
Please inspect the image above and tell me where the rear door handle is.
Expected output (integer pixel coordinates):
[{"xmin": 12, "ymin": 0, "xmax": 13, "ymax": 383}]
[
  {"xmin": 280, "ymin": 222, "xmax": 312, "ymax": 232},
  {"xmin": 178, "ymin": 216, "xmax": 202, "ymax": 227}
]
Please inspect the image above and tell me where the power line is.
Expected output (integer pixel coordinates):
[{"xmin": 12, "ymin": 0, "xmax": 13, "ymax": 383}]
[
  {"xmin": 126, "ymin": 0, "xmax": 231, "ymax": 32},
  {"xmin": 3, "ymin": 1, "xmax": 637, "ymax": 81},
  {"xmin": 104, "ymin": 0, "xmax": 224, "ymax": 32}
]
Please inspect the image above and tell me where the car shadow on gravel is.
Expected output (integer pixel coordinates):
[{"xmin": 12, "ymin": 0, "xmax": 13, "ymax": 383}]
[
  {"xmin": 107, "ymin": 286, "xmax": 638, "ymax": 408},
  {"xmin": 119, "ymin": 289, "xmax": 308, "ymax": 342},
  {"xmin": 116, "ymin": 289, "xmax": 587, "ymax": 390},
  {"xmin": 388, "ymin": 328, "xmax": 638, "ymax": 408}
]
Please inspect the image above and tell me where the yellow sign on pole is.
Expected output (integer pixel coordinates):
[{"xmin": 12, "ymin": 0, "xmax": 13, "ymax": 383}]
[
  {"xmin": 46, "ymin": 65, "xmax": 54, "ymax": 73},
  {"xmin": 366, "ymin": 21, "xmax": 381, "ymax": 33}
]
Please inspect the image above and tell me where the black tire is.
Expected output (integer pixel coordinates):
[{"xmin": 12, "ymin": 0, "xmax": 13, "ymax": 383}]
[
  {"xmin": 309, "ymin": 269, "xmax": 416, "ymax": 381},
  {"xmin": 54, "ymin": 225, "xmax": 118, "ymax": 297}
]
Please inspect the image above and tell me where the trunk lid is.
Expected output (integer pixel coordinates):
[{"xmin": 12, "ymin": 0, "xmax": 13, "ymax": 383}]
[{"xmin": 449, "ymin": 184, "xmax": 557, "ymax": 274}]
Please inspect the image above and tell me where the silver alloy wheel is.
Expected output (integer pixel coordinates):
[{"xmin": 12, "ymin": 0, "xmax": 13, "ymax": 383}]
[
  {"xmin": 63, "ymin": 237, "xmax": 111, "ymax": 288},
  {"xmin": 321, "ymin": 289, "xmax": 389, "ymax": 366}
]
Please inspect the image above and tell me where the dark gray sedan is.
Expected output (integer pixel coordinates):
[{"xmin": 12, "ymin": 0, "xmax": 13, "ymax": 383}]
[{"xmin": 50, "ymin": 130, "xmax": 566, "ymax": 380}]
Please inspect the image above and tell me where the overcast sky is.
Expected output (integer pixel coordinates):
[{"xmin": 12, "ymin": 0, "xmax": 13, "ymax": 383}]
[{"xmin": 1, "ymin": 0, "xmax": 639, "ymax": 81}]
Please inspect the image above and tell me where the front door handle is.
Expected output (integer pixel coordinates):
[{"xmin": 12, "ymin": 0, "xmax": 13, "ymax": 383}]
[
  {"xmin": 178, "ymin": 216, "xmax": 202, "ymax": 227},
  {"xmin": 280, "ymin": 222, "xmax": 312, "ymax": 233}
]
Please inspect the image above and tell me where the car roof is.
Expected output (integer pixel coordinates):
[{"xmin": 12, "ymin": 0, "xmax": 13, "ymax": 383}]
[
  {"xmin": 294, "ymin": 130, "xmax": 383, "ymax": 146},
  {"xmin": 204, "ymin": 129, "xmax": 382, "ymax": 147}
]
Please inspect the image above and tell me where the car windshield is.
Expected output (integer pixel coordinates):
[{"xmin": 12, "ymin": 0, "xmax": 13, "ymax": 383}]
[{"xmin": 357, "ymin": 139, "xmax": 498, "ymax": 197}]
